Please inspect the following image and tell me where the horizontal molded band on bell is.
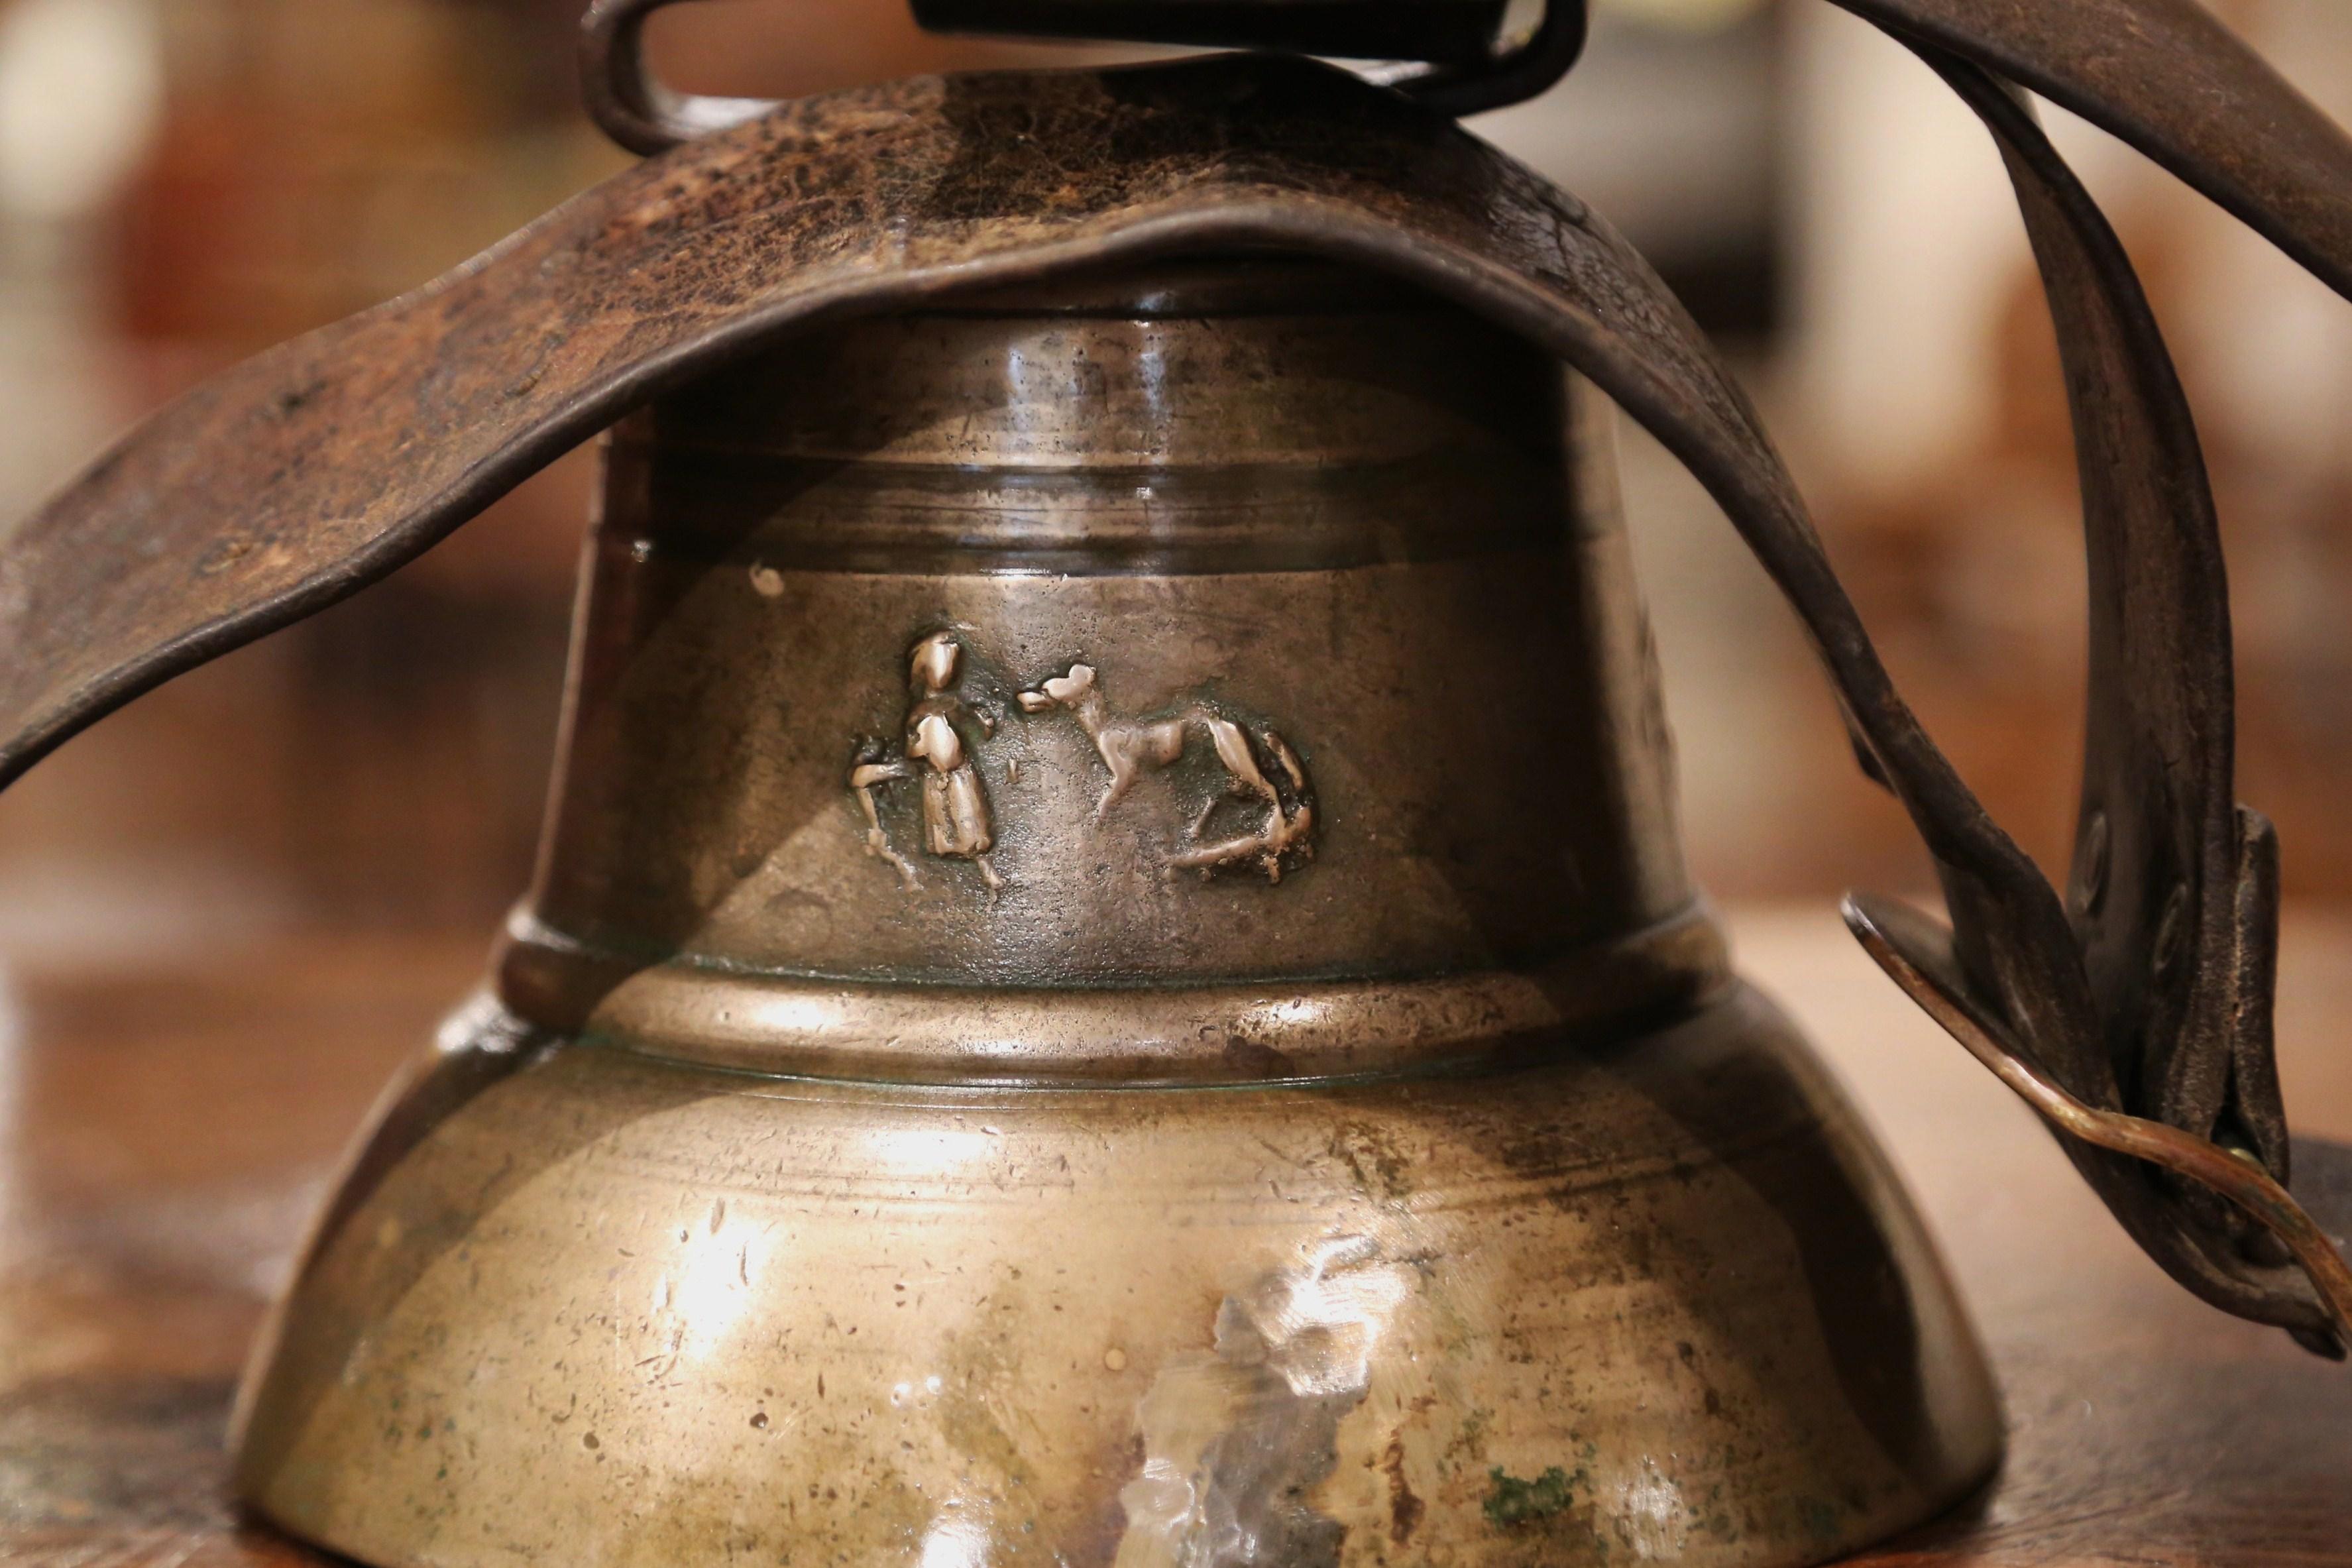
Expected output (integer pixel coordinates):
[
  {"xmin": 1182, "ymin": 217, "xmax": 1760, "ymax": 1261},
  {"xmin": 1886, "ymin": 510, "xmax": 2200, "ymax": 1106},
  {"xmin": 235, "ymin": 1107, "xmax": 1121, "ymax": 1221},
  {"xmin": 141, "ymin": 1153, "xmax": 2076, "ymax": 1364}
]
[
  {"xmin": 901, "ymin": 253, "xmax": 1464, "ymax": 319},
  {"xmin": 605, "ymin": 451, "xmax": 1575, "ymax": 576},
  {"xmin": 494, "ymin": 902, "xmax": 1728, "ymax": 1086},
  {"xmin": 642, "ymin": 284, "xmax": 1569, "ymax": 472}
]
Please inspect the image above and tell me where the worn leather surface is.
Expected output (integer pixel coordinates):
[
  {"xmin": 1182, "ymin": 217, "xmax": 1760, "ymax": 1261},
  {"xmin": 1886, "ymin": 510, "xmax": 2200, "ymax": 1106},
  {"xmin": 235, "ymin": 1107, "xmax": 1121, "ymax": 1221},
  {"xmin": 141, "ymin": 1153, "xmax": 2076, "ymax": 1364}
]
[
  {"xmin": 1836, "ymin": 0, "xmax": 2352, "ymax": 300},
  {"xmin": 0, "ymin": 54, "xmax": 1801, "ymax": 799},
  {"xmin": 1894, "ymin": 49, "xmax": 2311, "ymax": 1336},
  {"xmin": 6, "ymin": 3, "xmax": 2352, "ymax": 1347}
]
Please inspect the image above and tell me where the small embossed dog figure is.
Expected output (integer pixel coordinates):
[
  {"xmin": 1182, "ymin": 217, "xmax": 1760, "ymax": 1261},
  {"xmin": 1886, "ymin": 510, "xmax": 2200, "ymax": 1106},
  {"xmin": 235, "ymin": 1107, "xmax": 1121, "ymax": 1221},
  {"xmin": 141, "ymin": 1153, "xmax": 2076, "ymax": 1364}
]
[{"xmin": 1017, "ymin": 663, "xmax": 1314, "ymax": 881}]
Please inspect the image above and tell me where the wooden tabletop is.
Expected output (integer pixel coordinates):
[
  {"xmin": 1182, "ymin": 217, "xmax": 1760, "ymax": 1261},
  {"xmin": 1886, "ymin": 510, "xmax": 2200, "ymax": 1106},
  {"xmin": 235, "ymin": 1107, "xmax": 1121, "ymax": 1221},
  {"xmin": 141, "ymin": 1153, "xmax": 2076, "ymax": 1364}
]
[{"xmin": 2, "ymin": 910, "xmax": 2348, "ymax": 1567}]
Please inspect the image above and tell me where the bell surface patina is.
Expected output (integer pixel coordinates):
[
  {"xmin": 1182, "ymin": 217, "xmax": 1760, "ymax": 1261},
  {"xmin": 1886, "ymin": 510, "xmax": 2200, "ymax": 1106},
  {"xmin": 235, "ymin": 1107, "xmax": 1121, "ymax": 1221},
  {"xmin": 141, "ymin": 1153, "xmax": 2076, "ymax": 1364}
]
[
  {"xmin": 7, "ymin": 0, "xmax": 2352, "ymax": 1563},
  {"xmin": 231, "ymin": 258, "xmax": 1999, "ymax": 1565}
]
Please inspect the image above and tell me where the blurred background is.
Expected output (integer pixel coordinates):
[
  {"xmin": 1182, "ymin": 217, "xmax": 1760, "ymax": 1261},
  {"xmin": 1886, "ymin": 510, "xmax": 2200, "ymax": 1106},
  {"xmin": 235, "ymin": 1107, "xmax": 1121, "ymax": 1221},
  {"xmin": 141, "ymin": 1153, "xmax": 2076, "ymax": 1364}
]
[{"xmin": 0, "ymin": 0, "xmax": 2347, "ymax": 960}]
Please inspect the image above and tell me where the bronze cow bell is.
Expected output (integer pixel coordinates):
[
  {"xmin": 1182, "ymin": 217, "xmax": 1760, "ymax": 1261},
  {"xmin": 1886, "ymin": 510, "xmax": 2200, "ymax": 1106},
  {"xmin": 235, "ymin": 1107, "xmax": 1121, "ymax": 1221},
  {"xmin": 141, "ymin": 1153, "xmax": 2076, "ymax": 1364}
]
[{"xmin": 9, "ymin": 1, "xmax": 2352, "ymax": 1563}]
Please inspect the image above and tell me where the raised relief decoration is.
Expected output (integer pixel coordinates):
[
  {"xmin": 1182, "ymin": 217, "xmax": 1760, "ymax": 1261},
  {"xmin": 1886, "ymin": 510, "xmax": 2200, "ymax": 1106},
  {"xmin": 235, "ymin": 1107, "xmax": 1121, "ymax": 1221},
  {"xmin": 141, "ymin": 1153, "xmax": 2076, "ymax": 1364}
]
[
  {"xmin": 848, "ymin": 632, "xmax": 1005, "ymax": 895},
  {"xmin": 1018, "ymin": 663, "xmax": 1314, "ymax": 883},
  {"xmin": 848, "ymin": 636, "xmax": 1316, "ymax": 892}
]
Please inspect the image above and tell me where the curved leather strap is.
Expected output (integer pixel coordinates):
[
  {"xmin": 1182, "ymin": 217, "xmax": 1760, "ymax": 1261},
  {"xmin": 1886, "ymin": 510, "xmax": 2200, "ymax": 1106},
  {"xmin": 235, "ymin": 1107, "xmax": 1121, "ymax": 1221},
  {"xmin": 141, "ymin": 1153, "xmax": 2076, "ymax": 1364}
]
[
  {"xmin": 2, "ymin": 51, "xmax": 2346, "ymax": 1347},
  {"xmin": 1850, "ymin": 42, "xmax": 2331, "ymax": 1343},
  {"xmin": 1833, "ymin": 0, "xmax": 2352, "ymax": 303}
]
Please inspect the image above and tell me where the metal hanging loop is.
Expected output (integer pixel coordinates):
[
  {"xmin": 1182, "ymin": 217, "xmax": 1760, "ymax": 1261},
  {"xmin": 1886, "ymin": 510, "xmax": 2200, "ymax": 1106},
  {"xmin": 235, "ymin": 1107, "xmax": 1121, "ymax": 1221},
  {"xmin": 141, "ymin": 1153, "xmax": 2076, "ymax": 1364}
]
[
  {"xmin": 581, "ymin": 0, "xmax": 781, "ymax": 156},
  {"xmin": 581, "ymin": 0, "xmax": 1589, "ymax": 154},
  {"xmin": 1378, "ymin": 0, "xmax": 1589, "ymax": 117}
]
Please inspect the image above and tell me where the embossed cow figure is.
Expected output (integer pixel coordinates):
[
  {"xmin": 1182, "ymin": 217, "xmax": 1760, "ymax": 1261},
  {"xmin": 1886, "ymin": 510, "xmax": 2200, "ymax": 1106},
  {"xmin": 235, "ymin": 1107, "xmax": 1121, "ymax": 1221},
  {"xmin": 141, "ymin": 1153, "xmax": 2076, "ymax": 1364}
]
[{"xmin": 1017, "ymin": 663, "xmax": 1315, "ymax": 881}]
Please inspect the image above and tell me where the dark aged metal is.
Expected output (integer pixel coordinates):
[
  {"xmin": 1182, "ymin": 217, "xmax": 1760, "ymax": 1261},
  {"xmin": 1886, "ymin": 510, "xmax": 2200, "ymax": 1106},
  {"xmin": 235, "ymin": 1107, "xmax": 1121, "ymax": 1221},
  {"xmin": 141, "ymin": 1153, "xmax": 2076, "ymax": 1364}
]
[
  {"xmin": 233, "ymin": 252, "xmax": 2014, "ymax": 1568},
  {"xmin": 578, "ymin": 0, "xmax": 1591, "ymax": 146},
  {"xmin": 7, "ymin": 0, "xmax": 2352, "ymax": 1562}
]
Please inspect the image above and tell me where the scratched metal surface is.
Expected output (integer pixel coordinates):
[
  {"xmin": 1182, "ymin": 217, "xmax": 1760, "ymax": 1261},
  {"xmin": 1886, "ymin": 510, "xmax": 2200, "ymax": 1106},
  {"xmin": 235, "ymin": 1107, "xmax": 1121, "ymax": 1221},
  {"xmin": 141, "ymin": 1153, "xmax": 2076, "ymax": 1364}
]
[
  {"xmin": 3, "ymin": 923, "xmax": 2349, "ymax": 1565},
  {"xmin": 9, "ymin": 29, "xmax": 2352, "ymax": 1343}
]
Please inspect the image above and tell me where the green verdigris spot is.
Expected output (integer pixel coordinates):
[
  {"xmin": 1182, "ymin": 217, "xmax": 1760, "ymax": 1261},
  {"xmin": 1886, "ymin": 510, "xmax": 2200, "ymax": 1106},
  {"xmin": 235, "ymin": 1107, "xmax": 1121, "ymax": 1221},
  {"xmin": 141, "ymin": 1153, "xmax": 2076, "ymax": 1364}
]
[{"xmin": 1484, "ymin": 1465, "xmax": 1586, "ymax": 1528}]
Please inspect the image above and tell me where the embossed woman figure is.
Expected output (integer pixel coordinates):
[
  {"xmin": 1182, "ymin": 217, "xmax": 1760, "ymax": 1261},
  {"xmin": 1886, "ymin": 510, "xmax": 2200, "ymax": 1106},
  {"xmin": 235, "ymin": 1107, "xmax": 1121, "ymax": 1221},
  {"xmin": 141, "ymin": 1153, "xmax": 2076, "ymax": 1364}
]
[{"xmin": 848, "ymin": 631, "xmax": 1005, "ymax": 894}]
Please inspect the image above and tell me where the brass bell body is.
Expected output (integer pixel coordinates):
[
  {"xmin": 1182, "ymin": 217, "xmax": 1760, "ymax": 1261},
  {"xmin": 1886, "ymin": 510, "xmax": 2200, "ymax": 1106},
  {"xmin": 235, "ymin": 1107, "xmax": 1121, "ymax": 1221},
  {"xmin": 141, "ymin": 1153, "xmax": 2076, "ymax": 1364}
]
[{"xmin": 232, "ymin": 258, "xmax": 2000, "ymax": 1566}]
